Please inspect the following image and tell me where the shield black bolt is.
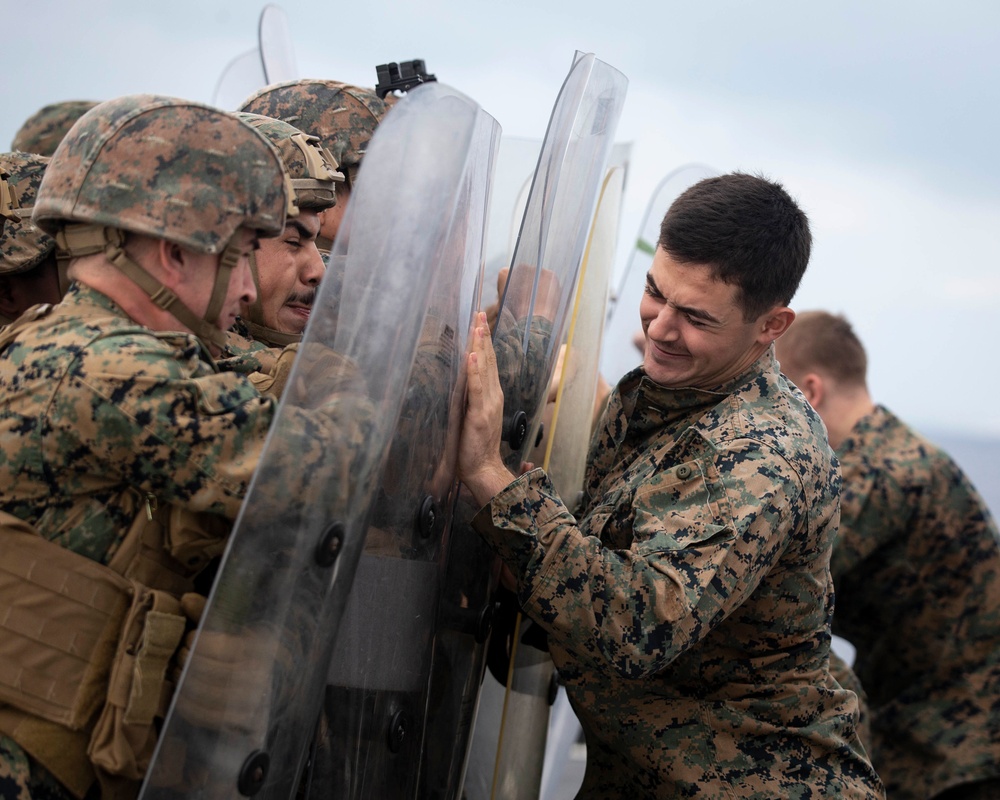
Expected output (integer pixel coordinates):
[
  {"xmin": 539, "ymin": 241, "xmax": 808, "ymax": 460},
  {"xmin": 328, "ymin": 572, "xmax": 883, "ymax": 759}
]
[
  {"xmin": 315, "ymin": 521, "xmax": 345, "ymax": 567},
  {"xmin": 505, "ymin": 409, "xmax": 528, "ymax": 450},
  {"xmin": 417, "ymin": 495, "xmax": 441, "ymax": 539},
  {"xmin": 237, "ymin": 750, "xmax": 270, "ymax": 797},
  {"xmin": 388, "ymin": 710, "xmax": 409, "ymax": 753},
  {"xmin": 475, "ymin": 601, "xmax": 496, "ymax": 644}
]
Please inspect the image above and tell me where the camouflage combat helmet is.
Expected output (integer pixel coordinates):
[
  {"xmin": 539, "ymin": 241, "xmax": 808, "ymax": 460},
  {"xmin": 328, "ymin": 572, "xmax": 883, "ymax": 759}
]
[
  {"xmin": 33, "ymin": 94, "xmax": 296, "ymax": 350},
  {"xmin": 236, "ymin": 111, "xmax": 343, "ymax": 346},
  {"xmin": 240, "ymin": 80, "xmax": 388, "ymax": 189},
  {"xmin": 11, "ymin": 100, "xmax": 99, "ymax": 156},
  {"xmin": 236, "ymin": 112, "xmax": 343, "ymax": 212},
  {"xmin": 0, "ymin": 152, "xmax": 56, "ymax": 277}
]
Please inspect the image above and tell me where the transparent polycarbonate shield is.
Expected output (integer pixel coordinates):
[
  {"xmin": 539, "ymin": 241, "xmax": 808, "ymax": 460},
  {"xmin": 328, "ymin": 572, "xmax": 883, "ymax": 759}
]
[
  {"xmin": 599, "ymin": 163, "xmax": 720, "ymax": 385},
  {"xmin": 417, "ymin": 52, "xmax": 628, "ymax": 800},
  {"xmin": 304, "ymin": 106, "xmax": 499, "ymax": 800},
  {"xmin": 211, "ymin": 5, "xmax": 298, "ymax": 109},
  {"xmin": 140, "ymin": 83, "xmax": 491, "ymax": 800},
  {"xmin": 492, "ymin": 52, "xmax": 627, "ymax": 468},
  {"xmin": 465, "ymin": 167, "xmax": 626, "ymax": 800},
  {"xmin": 213, "ymin": 48, "xmax": 266, "ymax": 110},
  {"xmin": 484, "ymin": 138, "xmax": 631, "ymax": 300},
  {"xmin": 259, "ymin": 4, "xmax": 297, "ymax": 83}
]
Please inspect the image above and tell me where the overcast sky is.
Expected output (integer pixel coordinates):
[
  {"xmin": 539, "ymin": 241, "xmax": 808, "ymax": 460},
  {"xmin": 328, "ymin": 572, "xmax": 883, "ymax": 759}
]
[{"xmin": 5, "ymin": 0, "xmax": 1000, "ymax": 443}]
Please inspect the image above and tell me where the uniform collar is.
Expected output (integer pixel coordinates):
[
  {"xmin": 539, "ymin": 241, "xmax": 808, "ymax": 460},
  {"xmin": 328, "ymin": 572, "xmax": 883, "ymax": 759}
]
[{"xmin": 839, "ymin": 404, "xmax": 894, "ymax": 455}]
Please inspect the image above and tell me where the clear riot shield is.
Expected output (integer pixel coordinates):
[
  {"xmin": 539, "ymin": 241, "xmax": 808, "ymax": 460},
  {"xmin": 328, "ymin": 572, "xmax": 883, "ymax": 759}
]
[
  {"xmin": 212, "ymin": 4, "xmax": 298, "ymax": 109},
  {"xmin": 417, "ymin": 52, "xmax": 627, "ymax": 800},
  {"xmin": 302, "ymin": 104, "xmax": 500, "ymax": 800},
  {"xmin": 139, "ymin": 83, "xmax": 493, "ymax": 800},
  {"xmin": 258, "ymin": 5, "xmax": 297, "ymax": 83},
  {"xmin": 599, "ymin": 163, "xmax": 720, "ymax": 385},
  {"xmin": 465, "ymin": 167, "xmax": 626, "ymax": 800}
]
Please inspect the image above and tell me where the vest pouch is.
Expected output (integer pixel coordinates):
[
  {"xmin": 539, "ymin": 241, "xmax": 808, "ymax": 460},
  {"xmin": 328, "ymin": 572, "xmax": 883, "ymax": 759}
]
[{"xmin": 87, "ymin": 586, "xmax": 185, "ymax": 781}]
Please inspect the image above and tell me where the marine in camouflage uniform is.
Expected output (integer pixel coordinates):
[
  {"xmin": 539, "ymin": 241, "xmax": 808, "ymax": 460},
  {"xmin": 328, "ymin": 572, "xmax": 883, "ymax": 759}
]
[
  {"xmin": 239, "ymin": 79, "xmax": 389, "ymax": 250},
  {"xmin": 0, "ymin": 95, "xmax": 370, "ymax": 800},
  {"xmin": 11, "ymin": 101, "xmax": 99, "ymax": 157},
  {"xmin": 218, "ymin": 112, "xmax": 343, "ymax": 399},
  {"xmin": 777, "ymin": 311, "xmax": 1000, "ymax": 800},
  {"xmin": 458, "ymin": 174, "xmax": 884, "ymax": 797},
  {"xmin": 0, "ymin": 152, "xmax": 63, "ymax": 327}
]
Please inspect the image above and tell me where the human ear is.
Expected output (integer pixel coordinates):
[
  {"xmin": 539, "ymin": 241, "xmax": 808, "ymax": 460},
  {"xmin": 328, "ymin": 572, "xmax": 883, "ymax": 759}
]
[
  {"xmin": 155, "ymin": 239, "xmax": 189, "ymax": 281},
  {"xmin": 799, "ymin": 372, "xmax": 824, "ymax": 408},
  {"xmin": 757, "ymin": 307, "xmax": 795, "ymax": 345}
]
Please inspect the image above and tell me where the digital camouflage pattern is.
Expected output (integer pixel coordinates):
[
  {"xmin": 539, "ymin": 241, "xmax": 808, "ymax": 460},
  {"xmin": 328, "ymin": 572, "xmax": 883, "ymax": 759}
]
[
  {"xmin": 11, "ymin": 101, "xmax": 99, "ymax": 157},
  {"xmin": 0, "ymin": 281, "xmax": 373, "ymax": 796},
  {"xmin": 829, "ymin": 650, "xmax": 872, "ymax": 755},
  {"xmin": 32, "ymin": 95, "xmax": 292, "ymax": 254},
  {"xmin": 239, "ymin": 80, "xmax": 389, "ymax": 181},
  {"xmin": 0, "ymin": 735, "xmax": 71, "ymax": 800},
  {"xmin": 0, "ymin": 152, "xmax": 54, "ymax": 275},
  {"xmin": 473, "ymin": 350, "xmax": 884, "ymax": 798},
  {"xmin": 830, "ymin": 405, "xmax": 1000, "ymax": 799},
  {"xmin": 0, "ymin": 283, "xmax": 274, "ymax": 564},
  {"xmin": 235, "ymin": 112, "xmax": 342, "ymax": 211}
]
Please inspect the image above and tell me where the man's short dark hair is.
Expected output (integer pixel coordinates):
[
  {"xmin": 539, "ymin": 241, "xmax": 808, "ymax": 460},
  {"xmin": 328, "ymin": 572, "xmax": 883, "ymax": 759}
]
[{"xmin": 658, "ymin": 172, "xmax": 811, "ymax": 320}]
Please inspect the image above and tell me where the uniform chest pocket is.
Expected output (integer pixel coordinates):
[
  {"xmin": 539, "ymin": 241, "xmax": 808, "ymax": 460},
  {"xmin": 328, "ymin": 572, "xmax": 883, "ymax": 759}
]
[
  {"xmin": 631, "ymin": 459, "xmax": 735, "ymax": 554},
  {"xmin": 581, "ymin": 488, "xmax": 633, "ymax": 550}
]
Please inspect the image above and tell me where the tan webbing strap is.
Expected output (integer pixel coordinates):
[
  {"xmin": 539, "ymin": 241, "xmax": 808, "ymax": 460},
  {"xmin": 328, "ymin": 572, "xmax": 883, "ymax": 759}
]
[
  {"xmin": 202, "ymin": 239, "xmax": 240, "ymax": 328},
  {"xmin": 57, "ymin": 223, "xmax": 228, "ymax": 351},
  {"xmin": 0, "ymin": 170, "xmax": 19, "ymax": 222}
]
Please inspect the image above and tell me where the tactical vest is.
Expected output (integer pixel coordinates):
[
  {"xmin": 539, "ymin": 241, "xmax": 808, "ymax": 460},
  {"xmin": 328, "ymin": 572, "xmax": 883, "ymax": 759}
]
[{"xmin": 0, "ymin": 304, "xmax": 230, "ymax": 800}]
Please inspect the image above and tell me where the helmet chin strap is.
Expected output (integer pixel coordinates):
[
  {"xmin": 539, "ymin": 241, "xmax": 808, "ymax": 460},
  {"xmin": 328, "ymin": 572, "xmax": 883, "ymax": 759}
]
[
  {"xmin": 241, "ymin": 251, "xmax": 303, "ymax": 347},
  {"xmin": 55, "ymin": 224, "xmax": 235, "ymax": 351}
]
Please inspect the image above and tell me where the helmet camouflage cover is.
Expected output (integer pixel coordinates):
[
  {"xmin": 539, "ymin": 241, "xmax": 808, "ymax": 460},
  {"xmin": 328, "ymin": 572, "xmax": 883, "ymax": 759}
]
[
  {"xmin": 240, "ymin": 80, "xmax": 389, "ymax": 184},
  {"xmin": 11, "ymin": 100, "xmax": 100, "ymax": 157},
  {"xmin": 33, "ymin": 94, "xmax": 294, "ymax": 252},
  {"xmin": 236, "ymin": 112, "xmax": 343, "ymax": 212},
  {"xmin": 30, "ymin": 95, "xmax": 295, "ymax": 350},
  {"xmin": 0, "ymin": 151, "xmax": 54, "ymax": 275}
]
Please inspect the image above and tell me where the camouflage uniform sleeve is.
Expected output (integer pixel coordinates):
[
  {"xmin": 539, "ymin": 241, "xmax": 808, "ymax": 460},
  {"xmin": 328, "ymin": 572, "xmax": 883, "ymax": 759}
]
[
  {"xmin": 59, "ymin": 332, "xmax": 275, "ymax": 519},
  {"xmin": 472, "ymin": 441, "xmax": 808, "ymax": 679}
]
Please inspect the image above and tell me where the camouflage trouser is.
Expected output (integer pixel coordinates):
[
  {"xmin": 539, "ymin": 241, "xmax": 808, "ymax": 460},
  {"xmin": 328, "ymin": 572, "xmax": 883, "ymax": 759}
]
[
  {"xmin": 933, "ymin": 778, "xmax": 1000, "ymax": 800},
  {"xmin": 0, "ymin": 736, "xmax": 75, "ymax": 800}
]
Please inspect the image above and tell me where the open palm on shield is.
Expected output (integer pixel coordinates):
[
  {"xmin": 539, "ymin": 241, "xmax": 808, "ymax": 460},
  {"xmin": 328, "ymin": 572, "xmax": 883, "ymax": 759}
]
[
  {"xmin": 417, "ymin": 52, "xmax": 627, "ymax": 800},
  {"xmin": 139, "ymin": 83, "xmax": 498, "ymax": 800},
  {"xmin": 304, "ymin": 98, "xmax": 500, "ymax": 798}
]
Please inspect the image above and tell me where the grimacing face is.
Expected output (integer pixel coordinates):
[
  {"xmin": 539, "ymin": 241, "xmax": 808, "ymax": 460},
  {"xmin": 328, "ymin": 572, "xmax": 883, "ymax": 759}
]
[
  {"xmin": 640, "ymin": 246, "xmax": 784, "ymax": 390},
  {"xmin": 249, "ymin": 210, "xmax": 324, "ymax": 335}
]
